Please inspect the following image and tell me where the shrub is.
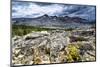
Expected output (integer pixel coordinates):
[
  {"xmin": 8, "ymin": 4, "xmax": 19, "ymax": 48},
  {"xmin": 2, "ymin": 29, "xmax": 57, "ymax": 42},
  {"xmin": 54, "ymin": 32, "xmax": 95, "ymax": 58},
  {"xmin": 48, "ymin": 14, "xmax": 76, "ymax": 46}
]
[
  {"xmin": 65, "ymin": 28, "xmax": 74, "ymax": 31},
  {"xmin": 12, "ymin": 25, "xmax": 56, "ymax": 36},
  {"xmin": 66, "ymin": 44, "xmax": 81, "ymax": 62}
]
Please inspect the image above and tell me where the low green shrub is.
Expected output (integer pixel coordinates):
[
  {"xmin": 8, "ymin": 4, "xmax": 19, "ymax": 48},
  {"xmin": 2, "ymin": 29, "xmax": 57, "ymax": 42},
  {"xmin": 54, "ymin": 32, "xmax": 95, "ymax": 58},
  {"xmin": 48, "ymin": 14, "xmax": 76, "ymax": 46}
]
[{"xmin": 12, "ymin": 25, "xmax": 56, "ymax": 36}]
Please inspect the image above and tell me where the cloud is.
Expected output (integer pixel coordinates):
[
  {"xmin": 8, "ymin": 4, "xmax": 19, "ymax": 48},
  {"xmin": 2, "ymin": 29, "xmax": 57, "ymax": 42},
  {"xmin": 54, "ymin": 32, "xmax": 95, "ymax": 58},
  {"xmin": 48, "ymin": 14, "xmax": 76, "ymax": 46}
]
[
  {"xmin": 68, "ymin": 6, "xmax": 96, "ymax": 21},
  {"xmin": 12, "ymin": 1, "xmax": 96, "ymax": 21},
  {"xmin": 12, "ymin": 1, "xmax": 65, "ymax": 18}
]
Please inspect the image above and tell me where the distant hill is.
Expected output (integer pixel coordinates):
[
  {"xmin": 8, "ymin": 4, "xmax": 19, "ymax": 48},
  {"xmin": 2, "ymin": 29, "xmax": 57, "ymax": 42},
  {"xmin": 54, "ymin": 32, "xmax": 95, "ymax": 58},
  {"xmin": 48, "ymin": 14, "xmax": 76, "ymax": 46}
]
[{"xmin": 12, "ymin": 14, "xmax": 95, "ymax": 29}]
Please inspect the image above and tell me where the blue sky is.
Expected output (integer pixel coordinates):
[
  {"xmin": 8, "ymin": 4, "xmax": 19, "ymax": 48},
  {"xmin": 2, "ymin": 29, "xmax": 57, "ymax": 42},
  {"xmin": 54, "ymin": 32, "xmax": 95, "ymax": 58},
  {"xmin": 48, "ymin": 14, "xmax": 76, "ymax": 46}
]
[{"xmin": 12, "ymin": 1, "xmax": 96, "ymax": 21}]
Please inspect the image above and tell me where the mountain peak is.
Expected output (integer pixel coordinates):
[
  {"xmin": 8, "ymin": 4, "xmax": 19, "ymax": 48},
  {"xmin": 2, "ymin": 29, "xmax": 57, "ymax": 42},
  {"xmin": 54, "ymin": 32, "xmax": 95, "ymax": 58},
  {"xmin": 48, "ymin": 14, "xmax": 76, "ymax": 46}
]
[{"xmin": 43, "ymin": 14, "xmax": 49, "ymax": 17}]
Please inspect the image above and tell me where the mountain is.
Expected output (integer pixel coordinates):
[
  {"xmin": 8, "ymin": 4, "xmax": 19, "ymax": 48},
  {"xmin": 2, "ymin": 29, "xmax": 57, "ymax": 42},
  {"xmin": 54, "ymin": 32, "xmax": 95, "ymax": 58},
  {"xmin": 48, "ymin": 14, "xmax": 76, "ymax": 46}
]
[{"xmin": 12, "ymin": 14, "xmax": 95, "ymax": 29}]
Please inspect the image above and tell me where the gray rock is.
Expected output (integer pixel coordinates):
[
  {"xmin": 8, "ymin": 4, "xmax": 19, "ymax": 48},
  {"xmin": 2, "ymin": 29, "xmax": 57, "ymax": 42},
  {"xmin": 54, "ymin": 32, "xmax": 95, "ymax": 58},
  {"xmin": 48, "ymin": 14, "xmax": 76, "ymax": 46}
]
[{"xmin": 12, "ymin": 30, "xmax": 68, "ymax": 65}]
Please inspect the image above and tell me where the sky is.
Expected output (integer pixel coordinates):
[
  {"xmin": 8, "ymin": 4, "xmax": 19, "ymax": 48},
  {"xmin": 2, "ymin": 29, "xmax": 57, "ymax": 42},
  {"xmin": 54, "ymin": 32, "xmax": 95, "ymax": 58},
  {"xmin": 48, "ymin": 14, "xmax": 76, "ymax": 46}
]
[{"xmin": 12, "ymin": 1, "xmax": 96, "ymax": 21}]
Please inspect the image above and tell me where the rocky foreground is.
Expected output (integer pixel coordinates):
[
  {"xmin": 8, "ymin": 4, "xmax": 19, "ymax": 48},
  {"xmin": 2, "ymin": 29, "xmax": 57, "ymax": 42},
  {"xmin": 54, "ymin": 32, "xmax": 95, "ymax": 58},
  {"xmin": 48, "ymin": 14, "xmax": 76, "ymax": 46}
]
[{"xmin": 12, "ymin": 30, "xmax": 96, "ymax": 65}]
